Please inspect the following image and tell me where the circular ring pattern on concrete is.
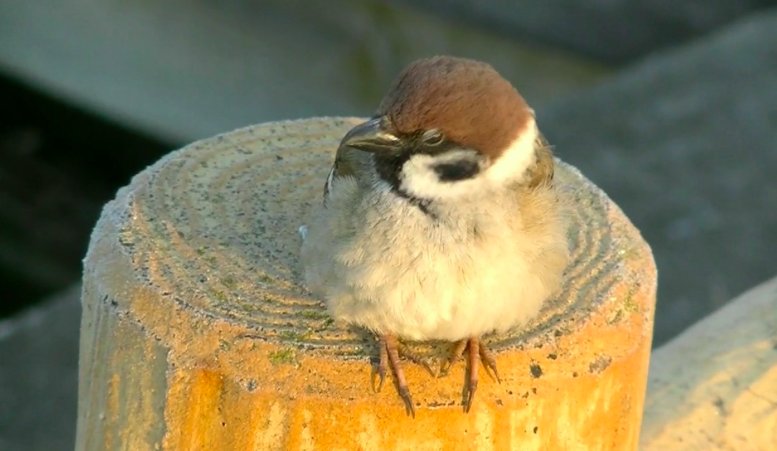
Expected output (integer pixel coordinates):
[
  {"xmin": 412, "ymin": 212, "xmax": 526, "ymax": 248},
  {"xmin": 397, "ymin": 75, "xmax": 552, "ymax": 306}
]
[{"xmin": 115, "ymin": 117, "xmax": 646, "ymax": 357}]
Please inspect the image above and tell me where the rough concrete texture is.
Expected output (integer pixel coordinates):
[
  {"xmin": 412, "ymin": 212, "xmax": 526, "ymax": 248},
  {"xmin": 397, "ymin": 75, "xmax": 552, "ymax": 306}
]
[
  {"xmin": 0, "ymin": 286, "xmax": 79, "ymax": 450},
  {"xmin": 540, "ymin": 11, "xmax": 777, "ymax": 345},
  {"xmin": 641, "ymin": 275, "xmax": 777, "ymax": 449},
  {"xmin": 393, "ymin": 0, "xmax": 777, "ymax": 61}
]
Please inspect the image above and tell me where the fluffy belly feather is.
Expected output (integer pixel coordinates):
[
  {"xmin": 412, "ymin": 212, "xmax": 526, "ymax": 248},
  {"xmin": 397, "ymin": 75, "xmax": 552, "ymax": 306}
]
[{"xmin": 300, "ymin": 179, "xmax": 567, "ymax": 341}]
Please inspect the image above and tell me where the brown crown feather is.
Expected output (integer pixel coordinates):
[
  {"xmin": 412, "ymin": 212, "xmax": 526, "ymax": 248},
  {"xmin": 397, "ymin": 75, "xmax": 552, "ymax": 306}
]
[{"xmin": 377, "ymin": 56, "xmax": 532, "ymax": 159}]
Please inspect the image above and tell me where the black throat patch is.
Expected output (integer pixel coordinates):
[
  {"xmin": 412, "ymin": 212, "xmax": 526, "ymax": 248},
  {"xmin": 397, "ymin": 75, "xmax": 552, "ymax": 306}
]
[
  {"xmin": 373, "ymin": 151, "xmax": 435, "ymax": 217},
  {"xmin": 371, "ymin": 139, "xmax": 482, "ymax": 218}
]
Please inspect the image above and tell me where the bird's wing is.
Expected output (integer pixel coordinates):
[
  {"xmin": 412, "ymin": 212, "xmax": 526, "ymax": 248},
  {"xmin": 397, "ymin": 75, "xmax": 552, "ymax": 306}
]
[
  {"xmin": 525, "ymin": 132, "xmax": 555, "ymax": 189},
  {"xmin": 323, "ymin": 143, "xmax": 362, "ymax": 205}
]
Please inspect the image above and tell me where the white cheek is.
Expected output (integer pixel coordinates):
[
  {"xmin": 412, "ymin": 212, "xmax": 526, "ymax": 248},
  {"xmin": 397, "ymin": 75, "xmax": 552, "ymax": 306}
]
[
  {"xmin": 485, "ymin": 119, "xmax": 538, "ymax": 184},
  {"xmin": 399, "ymin": 119, "xmax": 538, "ymax": 200},
  {"xmin": 399, "ymin": 151, "xmax": 482, "ymax": 200}
]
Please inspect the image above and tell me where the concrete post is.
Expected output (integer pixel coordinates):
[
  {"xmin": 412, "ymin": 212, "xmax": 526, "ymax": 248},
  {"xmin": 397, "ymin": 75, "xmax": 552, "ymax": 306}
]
[{"xmin": 77, "ymin": 117, "xmax": 656, "ymax": 450}]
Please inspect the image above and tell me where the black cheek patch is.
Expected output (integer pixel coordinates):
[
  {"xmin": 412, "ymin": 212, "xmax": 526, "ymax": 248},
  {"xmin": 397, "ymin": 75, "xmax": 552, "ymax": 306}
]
[{"xmin": 433, "ymin": 159, "xmax": 481, "ymax": 182}]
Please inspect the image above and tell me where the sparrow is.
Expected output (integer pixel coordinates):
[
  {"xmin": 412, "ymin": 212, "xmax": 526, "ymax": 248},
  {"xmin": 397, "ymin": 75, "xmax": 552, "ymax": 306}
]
[{"xmin": 300, "ymin": 56, "xmax": 569, "ymax": 415}]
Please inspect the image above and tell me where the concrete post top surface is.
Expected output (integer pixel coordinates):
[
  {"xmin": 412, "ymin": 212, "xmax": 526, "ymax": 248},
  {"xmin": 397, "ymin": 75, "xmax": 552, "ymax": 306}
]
[{"xmin": 82, "ymin": 117, "xmax": 656, "ymax": 447}]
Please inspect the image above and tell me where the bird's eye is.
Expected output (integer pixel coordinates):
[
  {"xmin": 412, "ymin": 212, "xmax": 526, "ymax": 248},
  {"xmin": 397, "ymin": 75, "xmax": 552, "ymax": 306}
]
[{"xmin": 422, "ymin": 129, "xmax": 444, "ymax": 146}]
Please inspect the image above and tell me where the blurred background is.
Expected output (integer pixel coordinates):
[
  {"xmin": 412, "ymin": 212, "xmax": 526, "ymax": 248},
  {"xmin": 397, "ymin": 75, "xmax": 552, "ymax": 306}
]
[{"xmin": 1, "ymin": 0, "xmax": 775, "ymax": 448}]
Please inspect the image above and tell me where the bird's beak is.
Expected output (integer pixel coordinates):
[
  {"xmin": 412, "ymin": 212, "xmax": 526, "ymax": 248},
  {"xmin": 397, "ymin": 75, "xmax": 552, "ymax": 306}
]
[{"xmin": 341, "ymin": 117, "xmax": 401, "ymax": 154}]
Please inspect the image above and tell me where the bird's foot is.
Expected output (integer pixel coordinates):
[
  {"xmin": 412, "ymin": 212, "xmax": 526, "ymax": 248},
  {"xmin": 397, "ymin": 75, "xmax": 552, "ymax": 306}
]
[
  {"xmin": 439, "ymin": 337, "xmax": 501, "ymax": 412},
  {"xmin": 371, "ymin": 334, "xmax": 423, "ymax": 417}
]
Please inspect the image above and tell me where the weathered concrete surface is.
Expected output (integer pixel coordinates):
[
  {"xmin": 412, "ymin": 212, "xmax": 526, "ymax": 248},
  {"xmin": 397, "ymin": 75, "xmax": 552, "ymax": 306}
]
[
  {"xmin": 0, "ymin": 286, "xmax": 80, "ymax": 450},
  {"xmin": 393, "ymin": 0, "xmax": 777, "ymax": 61},
  {"xmin": 642, "ymin": 275, "xmax": 777, "ymax": 449},
  {"xmin": 540, "ymin": 11, "xmax": 777, "ymax": 345}
]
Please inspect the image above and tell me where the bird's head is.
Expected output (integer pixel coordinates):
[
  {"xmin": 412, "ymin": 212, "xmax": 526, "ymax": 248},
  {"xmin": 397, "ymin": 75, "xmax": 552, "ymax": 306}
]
[{"xmin": 340, "ymin": 56, "xmax": 540, "ymax": 202}]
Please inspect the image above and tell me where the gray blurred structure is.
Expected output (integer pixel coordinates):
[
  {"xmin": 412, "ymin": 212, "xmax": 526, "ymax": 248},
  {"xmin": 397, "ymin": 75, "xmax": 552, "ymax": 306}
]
[
  {"xmin": 0, "ymin": 0, "xmax": 607, "ymax": 143},
  {"xmin": 542, "ymin": 11, "xmax": 777, "ymax": 342},
  {"xmin": 392, "ymin": 0, "xmax": 777, "ymax": 61},
  {"xmin": 0, "ymin": 287, "xmax": 80, "ymax": 449}
]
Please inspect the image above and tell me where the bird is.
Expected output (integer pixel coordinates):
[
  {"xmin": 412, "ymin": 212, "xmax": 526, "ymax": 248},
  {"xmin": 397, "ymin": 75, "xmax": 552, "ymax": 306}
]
[{"xmin": 300, "ymin": 56, "xmax": 570, "ymax": 415}]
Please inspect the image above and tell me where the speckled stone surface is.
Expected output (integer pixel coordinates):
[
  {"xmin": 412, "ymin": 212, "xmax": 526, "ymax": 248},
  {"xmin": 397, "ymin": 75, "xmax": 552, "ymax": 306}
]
[
  {"xmin": 78, "ymin": 118, "xmax": 656, "ymax": 449},
  {"xmin": 642, "ymin": 276, "xmax": 777, "ymax": 449}
]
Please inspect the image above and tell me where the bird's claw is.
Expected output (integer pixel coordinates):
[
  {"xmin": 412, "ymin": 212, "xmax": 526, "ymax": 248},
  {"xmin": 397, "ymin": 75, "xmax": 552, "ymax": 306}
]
[
  {"xmin": 371, "ymin": 364, "xmax": 386, "ymax": 393},
  {"xmin": 375, "ymin": 334, "xmax": 417, "ymax": 416},
  {"xmin": 479, "ymin": 345, "xmax": 501, "ymax": 383},
  {"xmin": 371, "ymin": 335, "xmax": 390, "ymax": 392},
  {"xmin": 371, "ymin": 335, "xmax": 498, "ymax": 415},
  {"xmin": 464, "ymin": 377, "xmax": 478, "ymax": 413},
  {"xmin": 442, "ymin": 337, "xmax": 500, "ymax": 412},
  {"xmin": 438, "ymin": 338, "xmax": 468, "ymax": 378},
  {"xmin": 397, "ymin": 342, "xmax": 436, "ymax": 377},
  {"xmin": 398, "ymin": 385, "xmax": 416, "ymax": 417}
]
